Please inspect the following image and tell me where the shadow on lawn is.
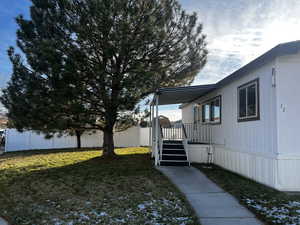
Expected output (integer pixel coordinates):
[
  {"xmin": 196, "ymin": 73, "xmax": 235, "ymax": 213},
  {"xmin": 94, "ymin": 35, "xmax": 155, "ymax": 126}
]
[
  {"xmin": 33, "ymin": 154, "xmax": 154, "ymax": 177},
  {"xmin": 2, "ymin": 153, "xmax": 154, "ymax": 182},
  {"xmin": 0, "ymin": 153, "xmax": 155, "ymax": 200}
]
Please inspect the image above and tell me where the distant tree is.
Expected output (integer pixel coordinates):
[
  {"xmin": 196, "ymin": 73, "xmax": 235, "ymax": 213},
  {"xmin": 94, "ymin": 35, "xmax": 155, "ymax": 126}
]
[{"xmin": 1, "ymin": 0, "xmax": 207, "ymax": 157}]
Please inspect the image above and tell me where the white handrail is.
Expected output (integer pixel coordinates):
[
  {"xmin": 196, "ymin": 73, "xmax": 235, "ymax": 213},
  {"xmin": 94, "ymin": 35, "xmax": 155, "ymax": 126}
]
[
  {"xmin": 182, "ymin": 124, "xmax": 190, "ymax": 166},
  {"xmin": 159, "ymin": 126, "xmax": 163, "ymax": 163},
  {"xmin": 154, "ymin": 95, "xmax": 159, "ymax": 166}
]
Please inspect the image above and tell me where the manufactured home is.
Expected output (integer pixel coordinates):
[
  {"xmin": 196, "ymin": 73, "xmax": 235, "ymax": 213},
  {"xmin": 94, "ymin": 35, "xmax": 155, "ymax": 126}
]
[{"xmin": 150, "ymin": 40, "xmax": 300, "ymax": 192}]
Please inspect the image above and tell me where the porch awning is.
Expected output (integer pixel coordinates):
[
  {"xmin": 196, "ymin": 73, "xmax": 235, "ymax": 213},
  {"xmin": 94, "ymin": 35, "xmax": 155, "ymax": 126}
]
[{"xmin": 155, "ymin": 84, "xmax": 216, "ymax": 105}]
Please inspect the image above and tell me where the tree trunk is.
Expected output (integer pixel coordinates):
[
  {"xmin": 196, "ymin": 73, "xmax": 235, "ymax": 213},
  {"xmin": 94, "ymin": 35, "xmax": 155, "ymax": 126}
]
[
  {"xmin": 75, "ymin": 130, "xmax": 82, "ymax": 149},
  {"xmin": 103, "ymin": 128, "xmax": 116, "ymax": 157}
]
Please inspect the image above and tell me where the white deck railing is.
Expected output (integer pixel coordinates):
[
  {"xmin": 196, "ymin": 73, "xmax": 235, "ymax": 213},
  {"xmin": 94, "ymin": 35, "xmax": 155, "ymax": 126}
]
[
  {"xmin": 152, "ymin": 122, "xmax": 212, "ymax": 166},
  {"xmin": 161, "ymin": 126, "xmax": 183, "ymax": 140},
  {"xmin": 161, "ymin": 123, "xmax": 211, "ymax": 144},
  {"xmin": 184, "ymin": 123, "xmax": 211, "ymax": 144}
]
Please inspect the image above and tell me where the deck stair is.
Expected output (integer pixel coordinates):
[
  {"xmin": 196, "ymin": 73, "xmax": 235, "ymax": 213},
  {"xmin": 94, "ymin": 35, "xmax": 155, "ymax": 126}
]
[{"xmin": 160, "ymin": 140, "xmax": 189, "ymax": 166}]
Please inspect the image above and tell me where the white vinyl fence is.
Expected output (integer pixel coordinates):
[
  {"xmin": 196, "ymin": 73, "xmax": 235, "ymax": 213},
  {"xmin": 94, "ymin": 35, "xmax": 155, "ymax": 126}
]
[{"xmin": 5, "ymin": 127, "xmax": 149, "ymax": 152}]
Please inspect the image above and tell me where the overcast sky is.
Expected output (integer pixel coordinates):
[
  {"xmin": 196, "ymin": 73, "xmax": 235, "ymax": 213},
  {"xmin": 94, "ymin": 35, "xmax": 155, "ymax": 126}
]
[{"xmin": 1, "ymin": 0, "xmax": 300, "ymax": 118}]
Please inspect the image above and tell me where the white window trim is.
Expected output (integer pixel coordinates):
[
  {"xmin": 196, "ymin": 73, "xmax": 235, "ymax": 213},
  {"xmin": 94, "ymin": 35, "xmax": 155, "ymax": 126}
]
[
  {"xmin": 201, "ymin": 95, "xmax": 221, "ymax": 124},
  {"xmin": 210, "ymin": 97, "xmax": 221, "ymax": 124},
  {"xmin": 237, "ymin": 79, "xmax": 259, "ymax": 121},
  {"xmin": 202, "ymin": 104, "xmax": 211, "ymax": 123}
]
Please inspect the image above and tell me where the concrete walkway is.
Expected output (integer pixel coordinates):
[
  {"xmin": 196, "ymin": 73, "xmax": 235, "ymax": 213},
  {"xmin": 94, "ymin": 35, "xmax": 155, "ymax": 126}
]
[{"xmin": 158, "ymin": 166, "xmax": 263, "ymax": 225}]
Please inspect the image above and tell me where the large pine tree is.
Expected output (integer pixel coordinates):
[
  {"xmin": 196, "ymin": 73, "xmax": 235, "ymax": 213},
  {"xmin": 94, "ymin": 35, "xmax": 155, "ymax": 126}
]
[{"xmin": 1, "ymin": 0, "xmax": 207, "ymax": 157}]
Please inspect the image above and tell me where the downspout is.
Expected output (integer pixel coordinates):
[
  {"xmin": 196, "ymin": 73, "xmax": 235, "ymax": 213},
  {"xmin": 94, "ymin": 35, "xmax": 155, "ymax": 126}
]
[
  {"xmin": 207, "ymin": 124, "xmax": 214, "ymax": 165},
  {"xmin": 151, "ymin": 104, "xmax": 154, "ymax": 155},
  {"xmin": 272, "ymin": 65, "xmax": 279, "ymax": 189},
  {"xmin": 155, "ymin": 94, "xmax": 159, "ymax": 166},
  {"xmin": 149, "ymin": 104, "xmax": 153, "ymax": 157}
]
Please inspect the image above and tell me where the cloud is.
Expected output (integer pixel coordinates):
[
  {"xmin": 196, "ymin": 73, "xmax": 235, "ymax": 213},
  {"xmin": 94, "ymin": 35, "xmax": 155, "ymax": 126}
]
[
  {"xmin": 159, "ymin": 109, "xmax": 181, "ymax": 122},
  {"xmin": 180, "ymin": 0, "xmax": 300, "ymax": 86},
  {"xmin": 159, "ymin": 0, "xmax": 300, "ymax": 118}
]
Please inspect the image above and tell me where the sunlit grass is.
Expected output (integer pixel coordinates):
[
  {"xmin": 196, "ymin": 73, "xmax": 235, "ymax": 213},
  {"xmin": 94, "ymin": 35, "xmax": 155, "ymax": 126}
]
[
  {"xmin": 115, "ymin": 147, "xmax": 150, "ymax": 155},
  {"xmin": 0, "ymin": 147, "xmax": 150, "ymax": 174}
]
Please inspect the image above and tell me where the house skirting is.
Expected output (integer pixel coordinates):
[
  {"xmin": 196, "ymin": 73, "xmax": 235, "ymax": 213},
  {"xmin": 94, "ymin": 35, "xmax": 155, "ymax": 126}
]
[
  {"xmin": 276, "ymin": 157, "xmax": 300, "ymax": 192},
  {"xmin": 189, "ymin": 145, "xmax": 300, "ymax": 192},
  {"xmin": 188, "ymin": 144, "xmax": 211, "ymax": 164}
]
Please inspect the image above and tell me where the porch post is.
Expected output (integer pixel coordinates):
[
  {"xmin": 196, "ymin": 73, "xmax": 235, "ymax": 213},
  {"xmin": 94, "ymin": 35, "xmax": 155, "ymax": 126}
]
[
  {"xmin": 155, "ymin": 94, "xmax": 159, "ymax": 166},
  {"xmin": 151, "ymin": 104, "xmax": 154, "ymax": 156},
  {"xmin": 149, "ymin": 103, "xmax": 153, "ymax": 157}
]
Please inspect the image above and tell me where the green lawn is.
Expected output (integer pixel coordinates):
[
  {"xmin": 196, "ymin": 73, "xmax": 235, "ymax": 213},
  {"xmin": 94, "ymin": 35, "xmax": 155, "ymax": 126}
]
[
  {"xmin": 194, "ymin": 164, "xmax": 300, "ymax": 225},
  {"xmin": 0, "ymin": 148, "xmax": 198, "ymax": 225}
]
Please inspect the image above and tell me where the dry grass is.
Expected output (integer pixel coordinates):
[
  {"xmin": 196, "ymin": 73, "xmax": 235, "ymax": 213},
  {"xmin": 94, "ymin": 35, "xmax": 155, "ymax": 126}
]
[{"xmin": 0, "ymin": 148, "xmax": 198, "ymax": 225}]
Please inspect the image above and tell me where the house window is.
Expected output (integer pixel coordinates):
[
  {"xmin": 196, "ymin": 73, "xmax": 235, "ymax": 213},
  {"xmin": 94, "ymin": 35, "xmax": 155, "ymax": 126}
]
[
  {"xmin": 238, "ymin": 79, "xmax": 259, "ymax": 122},
  {"xmin": 201, "ymin": 96, "xmax": 221, "ymax": 124}
]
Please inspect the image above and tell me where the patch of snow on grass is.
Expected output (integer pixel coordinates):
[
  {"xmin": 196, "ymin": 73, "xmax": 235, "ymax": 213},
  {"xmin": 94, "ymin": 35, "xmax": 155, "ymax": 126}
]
[
  {"xmin": 114, "ymin": 218, "xmax": 126, "ymax": 223},
  {"xmin": 92, "ymin": 211, "xmax": 108, "ymax": 217},
  {"xmin": 176, "ymin": 217, "xmax": 189, "ymax": 221},
  {"xmin": 244, "ymin": 198, "xmax": 300, "ymax": 225},
  {"xmin": 285, "ymin": 201, "xmax": 300, "ymax": 208},
  {"xmin": 138, "ymin": 204, "xmax": 146, "ymax": 210},
  {"xmin": 24, "ymin": 197, "xmax": 193, "ymax": 225},
  {"xmin": 78, "ymin": 212, "xmax": 90, "ymax": 221},
  {"xmin": 52, "ymin": 218, "xmax": 63, "ymax": 225},
  {"xmin": 152, "ymin": 210, "xmax": 160, "ymax": 217},
  {"xmin": 135, "ymin": 199, "xmax": 194, "ymax": 225}
]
